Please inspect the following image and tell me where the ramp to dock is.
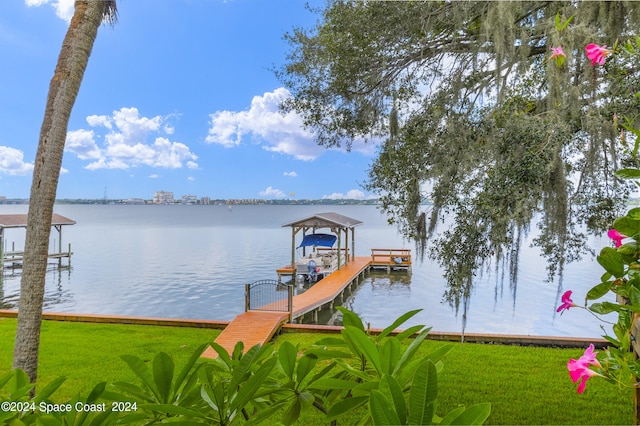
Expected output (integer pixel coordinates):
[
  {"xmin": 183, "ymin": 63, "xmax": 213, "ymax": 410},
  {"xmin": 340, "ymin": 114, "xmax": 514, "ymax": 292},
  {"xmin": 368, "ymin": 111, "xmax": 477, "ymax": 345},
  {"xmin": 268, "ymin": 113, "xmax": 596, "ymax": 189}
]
[
  {"xmin": 201, "ymin": 311, "xmax": 290, "ymax": 359},
  {"xmin": 202, "ymin": 256, "xmax": 372, "ymax": 358}
]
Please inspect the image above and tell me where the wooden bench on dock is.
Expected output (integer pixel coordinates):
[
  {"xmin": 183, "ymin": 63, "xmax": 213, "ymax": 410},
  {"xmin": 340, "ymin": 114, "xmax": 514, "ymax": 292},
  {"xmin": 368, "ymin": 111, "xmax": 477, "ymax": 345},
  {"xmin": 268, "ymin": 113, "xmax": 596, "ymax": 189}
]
[{"xmin": 370, "ymin": 248, "xmax": 412, "ymax": 272}]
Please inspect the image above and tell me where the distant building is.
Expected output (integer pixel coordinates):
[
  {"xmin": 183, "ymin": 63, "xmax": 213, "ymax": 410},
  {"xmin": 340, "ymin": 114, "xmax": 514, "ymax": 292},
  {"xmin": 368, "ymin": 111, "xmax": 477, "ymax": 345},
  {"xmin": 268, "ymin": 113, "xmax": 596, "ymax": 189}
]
[
  {"xmin": 181, "ymin": 194, "xmax": 197, "ymax": 204},
  {"xmin": 153, "ymin": 191, "xmax": 174, "ymax": 204},
  {"xmin": 200, "ymin": 196, "xmax": 212, "ymax": 205}
]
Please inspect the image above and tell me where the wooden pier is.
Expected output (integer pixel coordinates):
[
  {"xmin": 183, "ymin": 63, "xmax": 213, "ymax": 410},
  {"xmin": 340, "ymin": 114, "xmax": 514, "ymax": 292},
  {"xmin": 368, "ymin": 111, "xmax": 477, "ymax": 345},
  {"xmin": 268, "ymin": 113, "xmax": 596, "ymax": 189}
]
[
  {"xmin": 370, "ymin": 248, "xmax": 412, "ymax": 272},
  {"xmin": 202, "ymin": 255, "xmax": 401, "ymax": 359},
  {"xmin": 0, "ymin": 214, "xmax": 75, "ymax": 269}
]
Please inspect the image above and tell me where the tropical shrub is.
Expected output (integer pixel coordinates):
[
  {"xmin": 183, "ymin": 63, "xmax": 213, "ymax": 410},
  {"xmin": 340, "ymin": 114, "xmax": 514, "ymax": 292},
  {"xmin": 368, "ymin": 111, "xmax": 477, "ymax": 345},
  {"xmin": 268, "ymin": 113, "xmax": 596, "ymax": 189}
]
[{"xmin": 1, "ymin": 308, "xmax": 490, "ymax": 424}]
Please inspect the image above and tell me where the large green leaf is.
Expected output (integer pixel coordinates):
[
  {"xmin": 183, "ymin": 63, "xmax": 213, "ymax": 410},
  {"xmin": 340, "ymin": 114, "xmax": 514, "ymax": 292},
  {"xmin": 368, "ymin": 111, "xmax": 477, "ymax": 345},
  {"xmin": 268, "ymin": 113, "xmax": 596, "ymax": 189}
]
[
  {"xmin": 326, "ymin": 395, "xmax": 369, "ymax": 420},
  {"xmin": 380, "ymin": 337, "xmax": 401, "ymax": 375},
  {"xmin": 296, "ymin": 354, "xmax": 318, "ymax": 382},
  {"xmin": 586, "ymin": 282, "xmax": 612, "ymax": 301},
  {"xmin": 380, "ymin": 375, "xmax": 406, "ymax": 425},
  {"xmin": 589, "ymin": 302, "xmax": 624, "ymax": 315},
  {"xmin": 628, "ymin": 285, "xmax": 640, "ymax": 307},
  {"xmin": 229, "ymin": 344, "xmax": 262, "ymax": 391},
  {"xmin": 440, "ymin": 402, "xmax": 491, "ymax": 425},
  {"xmin": 32, "ymin": 376, "xmax": 66, "ymax": 403},
  {"xmin": 597, "ymin": 247, "xmax": 625, "ymax": 278},
  {"xmin": 369, "ymin": 390, "xmax": 401, "ymax": 426},
  {"xmin": 230, "ymin": 356, "xmax": 277, "ymax": 416},
  {"xmin": 153, "ymin": 352, "xmax": 174, "ymax": 404},
  {"xmin": 408, "ymin": 360, "xmax": 437, "ymax": 425},
  {"xmin": 283, "ymin": 398, "xmax": 302, "ymax": 426},
  {"xmin": 120, "ymin": 354, "xmax": 158, "ymax": 399},
  {"xmin": 337, "ymin": 306, "xmax": 366, "ymax": 331},
  {"xmin": 393, "ymin": 328, "xmax": 431, "ymax": 376},
  {"xmin": 613, "ymin": 216, "xmax": 640, "ymax": 238},
  {"xmin": 278, "ymin": 341, "xmax": 297, "ymax": 379},
  {"xmin": 110, "ymin": 381, "xmax": 155, "ymax": 403},
  {"xmin": 395, "ymin": 325, "xmax": 430, "ymax": 341},
  {"xmin": 174, "ymin": 342, "xmax": 208, "ymax": 397},
  {"xmin": 342, "ymin": 326, "xmax": 382, "ymax": 375},
  {"xmin": 312, "ymin": 378, "xmax": 361, "ymax": 391},
  {"xmin": 378, "ymin": 309, "xmax": 423, "ymax": 340}
]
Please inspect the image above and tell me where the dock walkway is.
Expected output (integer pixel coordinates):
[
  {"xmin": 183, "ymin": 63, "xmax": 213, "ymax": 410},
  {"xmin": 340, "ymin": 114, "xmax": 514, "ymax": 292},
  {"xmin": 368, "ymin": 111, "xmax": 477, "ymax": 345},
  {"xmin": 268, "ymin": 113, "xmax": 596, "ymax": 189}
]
[{"xmin": 202, "ymin": 256, "xmax": 372, "ymax": 359}]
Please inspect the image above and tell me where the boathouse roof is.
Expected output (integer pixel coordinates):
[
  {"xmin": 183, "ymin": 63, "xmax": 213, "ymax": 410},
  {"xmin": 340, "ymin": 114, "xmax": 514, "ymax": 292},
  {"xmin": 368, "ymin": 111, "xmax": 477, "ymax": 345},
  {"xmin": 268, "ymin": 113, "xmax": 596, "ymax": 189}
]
[
  {"xmin": 0, "ymin": 214, "xmax": 76, "ymax": 229},
  {"xmin": 282, "ymin": 212, "xmax": 362, "ymax": 229}
]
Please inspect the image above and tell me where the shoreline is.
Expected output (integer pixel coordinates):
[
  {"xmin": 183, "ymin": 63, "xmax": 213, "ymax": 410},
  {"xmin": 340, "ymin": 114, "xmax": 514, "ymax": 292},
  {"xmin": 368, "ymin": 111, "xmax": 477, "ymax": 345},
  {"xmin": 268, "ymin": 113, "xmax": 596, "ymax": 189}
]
[{"xmin": 0, "ymin": 309, "xmax": 606, "ymax": 348}]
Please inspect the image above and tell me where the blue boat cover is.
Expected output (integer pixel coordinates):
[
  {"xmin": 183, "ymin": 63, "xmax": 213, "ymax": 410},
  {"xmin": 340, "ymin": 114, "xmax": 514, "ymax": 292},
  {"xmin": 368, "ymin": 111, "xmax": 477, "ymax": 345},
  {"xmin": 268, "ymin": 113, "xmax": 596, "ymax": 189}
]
[{"xmin": 298, "ymin": 233, "xmax": 337, "ymax": 248}]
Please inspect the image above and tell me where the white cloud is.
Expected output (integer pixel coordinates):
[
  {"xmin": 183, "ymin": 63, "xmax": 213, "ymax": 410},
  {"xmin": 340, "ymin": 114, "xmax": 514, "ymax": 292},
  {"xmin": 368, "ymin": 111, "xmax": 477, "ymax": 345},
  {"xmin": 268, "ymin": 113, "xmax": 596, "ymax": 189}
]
[
  {"xmin": 148, "ymin": 174, "xmax": 160, "ymax": 179},
  {"xmin": 206, "ymin": 88, "xmax": 327, "ymax": 161},
  {"xmin": 25, "ymin": 0, "xmax": 74, "ymax": 22},
  {"xmin": 206, "ymin": 87, "xmax": 379, "ymax": 160},
  {"xmin": 0, "ymin": 146, "xmax": 34, "ymax": 176},
  {"xmin": 65, "ymin": 129, "xmax": 101, "ymax": 160},
  {"xmin": 322, "ymin": 189, "xmax": 375, "ymax": 200},
  {"xmin": 65, "ymin": 107, "xmax": 199, "ymax": 171},
  {"xmin": 259, "ymin": 186, "xmax": 286, "ymax": 198},
  {"xmin": 283, "ymin": 171, "xmax": 297, "ymax": 177}
]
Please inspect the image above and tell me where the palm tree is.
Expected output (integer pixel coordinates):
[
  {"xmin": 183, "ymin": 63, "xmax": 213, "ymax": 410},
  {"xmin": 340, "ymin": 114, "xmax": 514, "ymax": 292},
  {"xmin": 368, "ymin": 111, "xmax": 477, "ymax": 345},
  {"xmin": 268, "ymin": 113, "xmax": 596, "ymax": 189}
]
[{"xmin": 12, "ymin": 0, "xmax": 117, "ymax": 384}]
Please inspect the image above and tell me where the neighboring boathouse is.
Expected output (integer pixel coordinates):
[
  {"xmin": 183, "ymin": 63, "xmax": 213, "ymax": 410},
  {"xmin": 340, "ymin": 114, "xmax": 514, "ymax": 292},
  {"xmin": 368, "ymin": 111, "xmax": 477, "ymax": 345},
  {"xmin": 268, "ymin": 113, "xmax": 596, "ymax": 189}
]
[{"xmin": 0, "ymin": 214, "xmax": 75, "ymax": 269}]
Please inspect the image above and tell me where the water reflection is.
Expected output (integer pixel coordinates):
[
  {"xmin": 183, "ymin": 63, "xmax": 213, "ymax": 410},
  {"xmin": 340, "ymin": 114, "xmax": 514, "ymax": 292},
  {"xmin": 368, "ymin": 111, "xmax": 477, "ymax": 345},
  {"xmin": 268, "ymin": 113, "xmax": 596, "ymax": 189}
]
[{"xmin": 0, "ymin": 263, "xmax": 75, "ymax": 310}]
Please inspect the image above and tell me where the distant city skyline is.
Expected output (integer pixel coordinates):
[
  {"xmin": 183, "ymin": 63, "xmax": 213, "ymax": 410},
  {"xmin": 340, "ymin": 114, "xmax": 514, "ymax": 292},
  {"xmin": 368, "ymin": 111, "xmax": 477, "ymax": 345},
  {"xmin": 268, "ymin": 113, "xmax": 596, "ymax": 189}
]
[{"xmin": 0, "ymin": 0, "xmax": 379, "ymax": 201}]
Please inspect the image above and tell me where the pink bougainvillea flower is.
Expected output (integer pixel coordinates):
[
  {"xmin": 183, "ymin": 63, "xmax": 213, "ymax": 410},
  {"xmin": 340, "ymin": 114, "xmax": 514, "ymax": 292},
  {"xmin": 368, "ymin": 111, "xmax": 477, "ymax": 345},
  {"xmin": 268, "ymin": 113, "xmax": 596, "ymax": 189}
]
[
  {"xmin": 556, "ymin": 290, "xmax": 578, "ymax": 314},
  {"xmin": 567, "ymin": 344, "xmax": 603, "ymax": 393},
  {"xmin": 585, "ymin": 43, "xmax": 611, "ymax": 66},
  {"xmin": 607, "ymin": 229, "xmax": 626, "ymax": 248}
]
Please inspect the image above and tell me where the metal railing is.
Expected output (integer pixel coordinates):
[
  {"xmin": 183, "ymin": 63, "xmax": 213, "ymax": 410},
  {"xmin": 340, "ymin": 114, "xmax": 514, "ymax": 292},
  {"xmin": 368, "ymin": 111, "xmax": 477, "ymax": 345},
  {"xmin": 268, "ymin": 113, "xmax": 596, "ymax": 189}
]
[{"xmin": 245, "ymin": 279, "xmax": 293, "ymax": 321}]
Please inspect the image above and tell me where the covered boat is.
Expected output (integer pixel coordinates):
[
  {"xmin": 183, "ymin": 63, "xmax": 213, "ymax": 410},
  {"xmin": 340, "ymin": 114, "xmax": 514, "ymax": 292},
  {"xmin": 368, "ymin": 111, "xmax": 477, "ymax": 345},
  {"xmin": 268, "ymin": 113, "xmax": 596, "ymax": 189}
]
[{"xmin": 282, "ymin": 212, "xmax": 362, "ymax": 282}]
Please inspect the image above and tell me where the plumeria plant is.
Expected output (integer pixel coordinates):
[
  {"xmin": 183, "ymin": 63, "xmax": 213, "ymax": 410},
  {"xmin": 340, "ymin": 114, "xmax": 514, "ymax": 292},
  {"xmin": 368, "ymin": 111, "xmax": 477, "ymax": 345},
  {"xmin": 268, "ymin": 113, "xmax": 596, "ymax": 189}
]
[{"xmin": 554, "ymin": 35, "xmax": 640, "ymax": 395}]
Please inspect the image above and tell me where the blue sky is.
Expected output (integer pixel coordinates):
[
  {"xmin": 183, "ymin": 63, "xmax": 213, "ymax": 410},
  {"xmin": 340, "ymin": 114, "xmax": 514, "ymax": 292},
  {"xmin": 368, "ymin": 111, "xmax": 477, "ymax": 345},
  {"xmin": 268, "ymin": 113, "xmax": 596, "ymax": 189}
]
[{"xmin": 0, "ymin": 0, "xmax": 379, "ymax": 200}]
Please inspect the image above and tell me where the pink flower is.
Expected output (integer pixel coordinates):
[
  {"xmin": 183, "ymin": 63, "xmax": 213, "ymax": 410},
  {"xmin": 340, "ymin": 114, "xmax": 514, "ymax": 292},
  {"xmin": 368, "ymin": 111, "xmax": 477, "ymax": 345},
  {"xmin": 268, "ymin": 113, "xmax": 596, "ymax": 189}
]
[
  {"xmin": 567, "ymin": 344, "xmax": 603, "ymax": 393},
  {"xmin": 607, "ymin": 229, "xmax": 626, "ymax": 248},
  {"xmin": 557, "ymin": 290, "xmax": 577, "ymax": 314},
  {"xmin": 550, "ymin": 46, "xmax": 566, "ymax": 59},
  {"xmin": 585, "ymin": 43, "xmax": 611, "ymax": 66},
  {"xmin": 549, "ymin": 46, "xmax": 566, "ymax": 67}
]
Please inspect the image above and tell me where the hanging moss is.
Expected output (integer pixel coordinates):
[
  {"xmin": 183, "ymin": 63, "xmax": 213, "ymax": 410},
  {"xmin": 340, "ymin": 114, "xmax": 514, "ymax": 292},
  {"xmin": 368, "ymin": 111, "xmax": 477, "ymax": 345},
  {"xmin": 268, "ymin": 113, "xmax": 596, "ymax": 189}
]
[{"xmin": 279, "ymin": 1, "xmax": 640, "ymax": 315}]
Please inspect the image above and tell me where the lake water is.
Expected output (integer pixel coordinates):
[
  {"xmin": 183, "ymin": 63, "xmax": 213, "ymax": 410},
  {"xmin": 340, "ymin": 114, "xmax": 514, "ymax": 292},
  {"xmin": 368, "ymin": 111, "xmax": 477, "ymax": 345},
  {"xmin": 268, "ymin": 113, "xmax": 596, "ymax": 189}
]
[{"xmin": 0, "ymin": 204, "xmax": 613, "ymax": 338}]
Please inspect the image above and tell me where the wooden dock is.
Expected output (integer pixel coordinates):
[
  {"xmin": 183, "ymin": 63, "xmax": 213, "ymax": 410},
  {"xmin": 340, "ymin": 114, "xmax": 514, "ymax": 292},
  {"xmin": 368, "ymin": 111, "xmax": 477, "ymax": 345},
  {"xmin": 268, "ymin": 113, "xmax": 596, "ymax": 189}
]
[
  {"xmin": 202, "ymin": 256, "xmax": 375, "ymax": 359},
  {"xmin": 0, "ymin": 214, "xmax": 75, "ymax": 270},
  {"xmin": 370, "ymin": 248, "xmax": 412, "ymax": 272}
]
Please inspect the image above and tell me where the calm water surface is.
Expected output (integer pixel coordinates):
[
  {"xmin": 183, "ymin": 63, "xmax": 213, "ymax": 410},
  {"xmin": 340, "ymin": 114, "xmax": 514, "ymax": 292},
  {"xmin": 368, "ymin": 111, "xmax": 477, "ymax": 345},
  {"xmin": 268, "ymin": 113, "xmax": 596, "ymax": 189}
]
[{"xmin": 0, "ymin": 204, "xmax": 612, "ymax": 338}]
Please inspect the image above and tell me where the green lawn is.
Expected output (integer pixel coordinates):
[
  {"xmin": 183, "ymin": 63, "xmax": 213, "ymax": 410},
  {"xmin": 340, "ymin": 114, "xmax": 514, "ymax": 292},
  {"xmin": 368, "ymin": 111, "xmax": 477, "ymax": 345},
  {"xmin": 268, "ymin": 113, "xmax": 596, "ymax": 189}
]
[{"xmin": 0, "ymin": 318, "xmax": 633, "ymax": 424}]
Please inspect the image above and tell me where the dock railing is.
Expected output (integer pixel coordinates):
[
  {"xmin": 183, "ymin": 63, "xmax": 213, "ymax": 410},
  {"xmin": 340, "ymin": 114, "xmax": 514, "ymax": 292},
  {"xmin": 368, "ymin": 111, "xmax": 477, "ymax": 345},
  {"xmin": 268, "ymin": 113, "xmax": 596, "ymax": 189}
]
[
  {"xmin": 370, "ymin": 248, "xmax": 412, "ymax": 271},
  {"xmin": 245, "ymin": 279, "xmax": 293, "ymax": 322}
]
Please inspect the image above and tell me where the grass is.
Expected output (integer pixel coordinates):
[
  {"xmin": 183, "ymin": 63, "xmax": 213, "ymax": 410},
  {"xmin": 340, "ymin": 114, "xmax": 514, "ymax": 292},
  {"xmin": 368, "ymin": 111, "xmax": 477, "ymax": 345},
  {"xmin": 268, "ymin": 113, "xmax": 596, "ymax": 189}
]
[
  {"xmin": 0, "ymin": 318, "xmax": 634, "ymax": 425},
  {"xmin": 0, "ymin": 318, "xmax": 219, "ymax": 399}
]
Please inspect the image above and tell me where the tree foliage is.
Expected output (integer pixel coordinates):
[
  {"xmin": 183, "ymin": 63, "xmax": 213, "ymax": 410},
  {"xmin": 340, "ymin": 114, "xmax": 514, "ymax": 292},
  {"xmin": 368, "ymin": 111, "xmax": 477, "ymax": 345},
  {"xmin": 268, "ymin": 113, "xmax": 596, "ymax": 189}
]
[{"xmin": 278, "ymin": 1, "xmax": 640, "ymax": 314}]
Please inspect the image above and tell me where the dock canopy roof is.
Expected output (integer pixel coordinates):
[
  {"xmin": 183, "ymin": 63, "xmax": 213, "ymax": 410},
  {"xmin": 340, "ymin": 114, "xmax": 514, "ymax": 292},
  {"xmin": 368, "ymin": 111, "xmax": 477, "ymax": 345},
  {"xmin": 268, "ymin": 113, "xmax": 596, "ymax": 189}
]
[
  {"xmin": 297, "ymin": 233, "xmax": 337, "ymax": 248},
  {"xmin": 0, "ymin": 214, "xmax": 76, "ymax": 229},
  {"xmin": 282, "ymin": 212, "xmax": 362, "ymax": 230}
]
